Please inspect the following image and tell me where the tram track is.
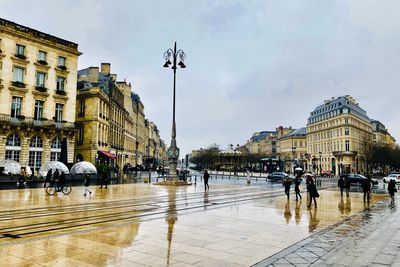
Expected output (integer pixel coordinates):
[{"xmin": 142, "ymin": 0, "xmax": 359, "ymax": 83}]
[{"xmin": 0, "ymin": 185, "xmax": 335, "ymax": 243}]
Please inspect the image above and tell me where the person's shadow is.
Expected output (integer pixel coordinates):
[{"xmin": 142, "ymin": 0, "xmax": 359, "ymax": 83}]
[
  {"xmin": 308, "ymin": 208, "xmax": 320, "ymax": 233},
  {"xmin": 203, "ymin": 191, "xmax": 209, "ymax": 210},
  {"xmin": 284, "ymin": 200, "xmax": 292, "ymax": 224},
  {"xmin": 295, "ymin": 200, "xmax": 302, "ymax": 225}
]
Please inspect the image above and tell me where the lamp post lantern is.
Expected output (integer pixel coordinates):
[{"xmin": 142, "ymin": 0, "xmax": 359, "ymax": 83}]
[
  {"xmin": 319, "ymin": 151, "xmax": 322, "ymax": 176},
  {"xmin": 163, "ymin": 42, "xmax": 186, "ymax": 182}
]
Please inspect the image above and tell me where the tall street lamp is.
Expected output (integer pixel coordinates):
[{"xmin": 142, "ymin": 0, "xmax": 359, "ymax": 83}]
[
  {"xmin": 319, "ymin": 151, "xmax": 322, "ymax": 176},
  {"xmin": 163, "ymin": 42, "xmax": 186, "ymax": 182}
]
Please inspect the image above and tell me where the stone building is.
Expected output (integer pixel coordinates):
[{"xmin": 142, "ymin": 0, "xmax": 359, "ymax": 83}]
[
  {"xmin": 306, "ymin": 95, "xmax": 373, "ymax": 175},
  {"xmin": 370, "ymin": 120, "xmax": 396, "ymax": 148},
  {"xmin": 75, "ymin": 63, "xmax": 128, "ymax": 167},
  {"xmin": 245, "ymin": 131, "xmax": 277, "ymax": 156},
  {"xmin": 0, "ymin": 18, "xmax": 80, "ymax": 171},
  {"xmin": 276, "ymin": 127, "xmax": 307, "ymax": 173}
]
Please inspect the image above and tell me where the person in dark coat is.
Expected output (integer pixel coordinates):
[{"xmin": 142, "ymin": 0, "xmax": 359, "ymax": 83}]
[
  {"xmin": 58, "ymin": 171, "xmax": 66, "ymax": 190},
  {"xmin": 388, "ymin": 179, "xmax": 397, "ymax": 199},
  {"xmin": 344, "ymin": 175, "xmax": 351, "ymax": 197},
  {"xmin": 83, "ymin": 173, "xmax": 92, "ymax": 197},
  {"xmin": 44, "ymin": 169, "xmax": 52, "ymax": 188},
  {"xmin": 307, "ymin": 178, "xmax": 319, "ymax": 208},
  {"xmin": 362, "ymin": 175, "xmax": 372, "ymax": 202},
  {"xmin": 283, "ymin": 177, "xmax": 292, "ymax": 200},
  {"xmin": 52, "ymin": 169, "xmax": 60, "ymax": 187},
  {"xmin": 100, "ymin": 172, "xmax": 108, "ymax": 189},
  {"xmin": 338, "ymin": 175, "xmax": 345, "ymax": 197},
  {"xmin": 294, "ymin": 174, "xmax": 302, "ymax": 201},
  {"xmin": 203, "ymin": 170, "xmax": 210, "ymax": 191}
]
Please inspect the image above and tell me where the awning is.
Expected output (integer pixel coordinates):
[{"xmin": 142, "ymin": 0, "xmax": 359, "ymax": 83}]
[{"xmin": 98, "ymin": 150, "xmax": 116, "ymax": 159}]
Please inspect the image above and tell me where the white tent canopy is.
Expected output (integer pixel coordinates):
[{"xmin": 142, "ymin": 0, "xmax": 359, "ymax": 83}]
[
  {"xmin": 0, "ymin": 160, "xmax": 21, "ymax": 175},
  {"xmin": 70, "ymin": 161, "xmax": 97, "ymax": 174},
  {"xmin": 38, "ymin": 161, "xmax": 69, "ymax": 177}
]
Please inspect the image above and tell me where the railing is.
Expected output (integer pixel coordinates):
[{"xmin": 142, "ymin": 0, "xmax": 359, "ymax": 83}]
[{"xmin": 0, "ymin": 114, "xmax": 75, "ymax": 129}]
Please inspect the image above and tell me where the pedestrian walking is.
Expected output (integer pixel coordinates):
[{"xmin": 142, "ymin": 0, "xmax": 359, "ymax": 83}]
[
  {"xmin": 283, "ymin": 176, "xmax": 292, "ymax": 200},
  {"xmin": 362, "ymin": 175, "xmax": 372, "ymax": 203},
  {"xmin": 338, "ymin": 175, "xmax": 345, "ymax": 197},
  {"xmin": 294, "ymin": 174, "xmax": 302, "ymax": 201},
  {"xmin": 344, "ymin": 175, "xmax": 351, "ymax": 197},
  {"xmin": 203, "ymin": 170, "xmax": 210, "ymax": 191},
  {"xmin": 246, "ymin": 170, "xmax": 251, "ymax": 184},
  {"xmin": 388, "ymin": 179, "xmax": 397, "ymax": 200},
  {"xmin": 307, "ymin": 178, "xmax": 319, "ymax": 208},
  {"xmin": 100, "ymin": 172, "xmax": 108, "ymax": 189},
  {"xmin": 83, "ymin": 173, "xmax": 92, "ymax": 197},
  {"xmin": 44, "ymin": 169, "xmax": 52, "ymax": 188}
]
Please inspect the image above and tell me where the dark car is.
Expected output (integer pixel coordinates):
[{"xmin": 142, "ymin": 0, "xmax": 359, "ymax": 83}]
[
  {"xmin": 268, "ymin": 172, "xmax": 289, "ymax": 182},
  {"xmin": 345, "ymin": 174, "xmax": 378, "ymax": 186}
]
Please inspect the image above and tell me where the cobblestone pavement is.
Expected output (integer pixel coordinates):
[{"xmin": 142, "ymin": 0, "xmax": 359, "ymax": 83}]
[{"xmin": 253, "ymin": 196, "xmax": 400, "ymax": 267}]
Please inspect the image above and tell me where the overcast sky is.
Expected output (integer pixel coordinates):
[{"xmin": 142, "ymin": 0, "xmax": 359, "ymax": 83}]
[{"xmin": 1, "ymin": 0, "xmax": 399, "ymax": 156}]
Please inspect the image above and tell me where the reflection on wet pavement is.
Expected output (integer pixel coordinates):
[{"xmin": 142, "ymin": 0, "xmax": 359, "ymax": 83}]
[{"xmin": 0, "ymin": 183, "xmax": 389, "ymax": 266}]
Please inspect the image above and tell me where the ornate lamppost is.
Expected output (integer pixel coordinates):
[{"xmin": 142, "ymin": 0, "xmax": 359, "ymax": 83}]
[{"xmin": 160, "ymin": 42, "xmax": 188, "ymax": 184}]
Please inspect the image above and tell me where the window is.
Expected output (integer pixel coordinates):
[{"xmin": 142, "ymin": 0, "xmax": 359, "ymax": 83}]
[
  {"xmin": 56, "ymin": 77, "xmax": 65, "ymax": 91},
  {"xmin": 77, "ymin": 125, "xmax": 84, "ymax": 145},
  {"xmin": 34, "ymin": 100, "xmax": 44, "ymax": 121},
  {"xmin": 11, "ymin": 96, "xmax": 22, "ymax": 118},
  {"xmin": 345, "ymin": 128, "xmax": 350, "ymax": 135},
  {"xmin": 16, "ymin": 44, "xmax": 25, "ymax": 56},
  {"xmin": 79, "ymin": 100, "xmax": 85, "ymax": 117},
  {"xmin": 29, "ymin": 136, "xmax": 43, "ymax": 171},
  {"xmin": 345, "ymin": 140, "xmax": 350, "ymax": 152},
  {"xmin": 55, "ymin": 103, "xmax": 63, "ymax": 122},
  {"xmin": 36, "ymin": 72, "xmax": 45, "ymax": 87},
  {"xmin": 38, "ymin": 50, "xmax": 46, "ymax": 62},
  {"xmin": 13, "ymin": 66, "xmax": 24, "ymax": 82},
  {"xmin": 5, "ymin": 134, "xmax": 21, "ymax": 162},
  {"xmin": 58, "ymin": 56, "xmax": 66, "ymax": 67},
  {"xmin": 50, "ymin": 137, "xmax": 62, "ymax": 161}
]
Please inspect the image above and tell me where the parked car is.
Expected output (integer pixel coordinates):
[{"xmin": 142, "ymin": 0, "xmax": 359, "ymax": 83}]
[
  {"xmin": 321, "ymin": 170, "xmax": 331, "ymax": 177},
  {"xmin": 382, "ymin": 173, "xmax": 400, "ymax": 184},
  {"xmin": 268, "ymin": 172, "xmax": 288, "ymax": 182},
  {"xmin": 345, "ymin": 174, "xmax": 378, "ymax": 186}
]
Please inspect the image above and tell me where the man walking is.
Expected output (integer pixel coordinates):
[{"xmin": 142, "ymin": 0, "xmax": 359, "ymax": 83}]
[
  {"xmin": 100, "ymin": 172, "xmax": 108, "ymax": 189},
  {"xmin": 338, "ymin": 175, "xmax": 345, "ymax": 197},
  {"xmin": 362, "ymin": 175, "xmax": 372, "ymax": 203},
  {"xmin": 283, "ymin": 176, "xmax": 292, "ymax": 200},
  {"xmin": 307, "ymin": 178, "xmax": 319, "ymax": 208},
  {"xmin": 203, "ymin": 170, "xmax": 210, "ymax": 191},
  {"xmin": 83, "ymin": 173, "xmax": 92, "ymax": 197}
]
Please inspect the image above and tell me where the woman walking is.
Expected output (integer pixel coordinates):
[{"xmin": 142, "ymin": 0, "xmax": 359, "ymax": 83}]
[
  {"xmin": 307, "ymin": 178, "xmax": 319, "ymax": 208},
  {"xmin": 83, "ymin": 173, "xmax": 92, "ymax": 197},
  {"xmin": 294, "ymin": 174, "xmax": 302, "ymax": 201},
  {"xmin": 283, "ymin": 176, "xmax": 292, "ymax": 200}
]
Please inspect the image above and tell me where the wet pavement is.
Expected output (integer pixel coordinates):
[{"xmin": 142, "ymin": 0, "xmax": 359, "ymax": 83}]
[{"xmin": 0, "ymin": 178, "xmax": 392, "ymax": 266}]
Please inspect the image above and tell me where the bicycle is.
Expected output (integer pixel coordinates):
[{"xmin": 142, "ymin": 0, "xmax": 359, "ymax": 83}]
[{"xmin": 46, "ymin": 184, "xmax": 72, "ymax": 195}]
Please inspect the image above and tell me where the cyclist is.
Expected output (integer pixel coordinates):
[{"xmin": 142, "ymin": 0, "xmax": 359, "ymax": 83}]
[{"xmin": 57, "ymin": 171, "xmax": 66, "ymax": 192}]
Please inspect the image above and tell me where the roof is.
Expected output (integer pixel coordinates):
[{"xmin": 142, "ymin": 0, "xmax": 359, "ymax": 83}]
[
  {"xmin": 284, "ymin": 127, "xmax": 306, "ymax": 138},
  {"xmin": 250, "ymin": 131, "xmax": 276, "ymax": 142}
]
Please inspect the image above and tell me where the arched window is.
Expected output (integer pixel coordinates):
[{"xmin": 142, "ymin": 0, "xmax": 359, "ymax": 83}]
[
  {"xmin": 29, "ymin": 136, "xmax": 43, "ymax": 171},
  {"xmin": 5, "ymin": 134, "xmax": 21, "ymax": 162},
  {"xmin": 50, "ymin": 137, "xmax": 62, "ymax": 161}
]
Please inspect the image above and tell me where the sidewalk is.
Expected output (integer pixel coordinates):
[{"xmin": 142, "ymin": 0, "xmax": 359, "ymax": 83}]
[{"xmin": 253, "ymin": 196, "xmax": 400, "ymax": 267}]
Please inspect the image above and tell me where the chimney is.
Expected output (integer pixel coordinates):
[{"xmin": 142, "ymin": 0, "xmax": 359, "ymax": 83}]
[
  {"xmin": 110, "ymin": 74, "xmax": 117, "ymax": 81},
  {"xmin": 101, "ymin": 63, "xmax": 110, "ymax": 75},
  {"xmin": 87, "ymin": 67, "xmax": 99, "ymax": 83}
]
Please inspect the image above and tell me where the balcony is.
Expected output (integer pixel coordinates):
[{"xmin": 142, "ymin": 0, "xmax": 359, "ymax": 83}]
[
  {"xmin": 15, "ymin": 54, "xmax": 26, "ymax": 60},
  {"xmin": 55, "ymin": 90, "xmax": 67, "ymax": 95},
  {"xmin": 0, "ymin": 114, "xmax": 75, "ymax": 130},
  {"xmin": 332, "ymin": 150, "xmax": 358, "ymax": 158},
  {"xmin": 57, "ymin": 65, "xmax": 67, "ymax": 71},
  {"xmin": 35, "ymin": 86, "xmax": 48, "ymax": 92},
  {"xmin": 37, "ymin": 60, "xmax": 48, "ymax": 65},
  {"xmin": 11, "ymin": 81, "xmax": 26, "ymax": 88}
]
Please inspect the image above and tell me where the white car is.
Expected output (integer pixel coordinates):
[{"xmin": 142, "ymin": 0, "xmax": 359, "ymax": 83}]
[{"xmin": 383, "ymin": 173, "xmax": 400, "ymax": 184}]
